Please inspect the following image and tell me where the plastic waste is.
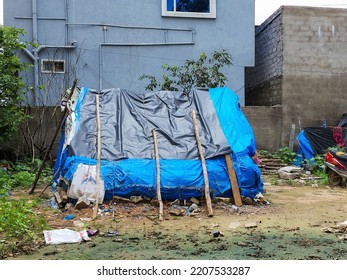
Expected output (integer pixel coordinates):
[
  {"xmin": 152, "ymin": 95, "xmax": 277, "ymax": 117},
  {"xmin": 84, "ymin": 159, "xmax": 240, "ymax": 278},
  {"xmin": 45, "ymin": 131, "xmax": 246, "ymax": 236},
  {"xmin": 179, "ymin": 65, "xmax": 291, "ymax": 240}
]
[
  {"xmin": 63, "ymin": 214, "xmax": 75, "ymax": 220},
  {"xmin": 50, "ymin": 197, "xmax": 59, "ymax": 209},
  {"xmin": 43, "ymin": 229, "xmax": 90, "ymax": 245}
]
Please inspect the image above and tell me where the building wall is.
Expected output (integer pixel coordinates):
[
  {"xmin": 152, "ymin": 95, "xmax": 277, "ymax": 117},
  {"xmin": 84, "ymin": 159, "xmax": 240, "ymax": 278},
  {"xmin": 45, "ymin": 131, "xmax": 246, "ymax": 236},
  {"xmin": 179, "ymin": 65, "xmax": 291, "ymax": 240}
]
[
  {"xmin": 281, "ymin": 6, "xmax": 347, "ymax": 147},
  {"xmin": 245, "ymin": 7, "xmax": 284, "ymax": 106},
  {"xmin": 245, "ymin": 6, "xmax": 347, "ymax": 150},
  {"xmin": 243, "ymin": 106, "xmax": 283, "ymax": 152},
  {"xmin": 4, "ymin": 0, "xmax": 255, "ymax": 106}
]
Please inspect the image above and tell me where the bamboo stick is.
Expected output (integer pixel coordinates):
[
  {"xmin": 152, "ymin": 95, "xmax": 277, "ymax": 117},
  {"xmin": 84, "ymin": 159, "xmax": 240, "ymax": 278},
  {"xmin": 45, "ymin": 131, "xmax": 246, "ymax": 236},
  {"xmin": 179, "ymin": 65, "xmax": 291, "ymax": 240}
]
[
  {"xmin": 191, "ymin": 110, "xmax": 213, "ymax": 217},
  {"xmin": 93, "ymin": 93, "xmax": 102, "ymax": 219},
  {"xmin": 152, "ymin": 129, "xmax": 164, "ymax": 221}
]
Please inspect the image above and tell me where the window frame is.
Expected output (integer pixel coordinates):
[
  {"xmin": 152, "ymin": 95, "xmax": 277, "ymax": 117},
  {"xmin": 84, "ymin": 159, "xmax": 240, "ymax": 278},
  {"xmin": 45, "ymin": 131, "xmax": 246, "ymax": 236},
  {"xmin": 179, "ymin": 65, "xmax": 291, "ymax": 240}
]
[
  {"xmin": 162, "ymin": 0, "xmax": 216, "ymax": 19},
  {"xmin": 41, "ymin": 59, "xmax": 65, "ymax": 74}
]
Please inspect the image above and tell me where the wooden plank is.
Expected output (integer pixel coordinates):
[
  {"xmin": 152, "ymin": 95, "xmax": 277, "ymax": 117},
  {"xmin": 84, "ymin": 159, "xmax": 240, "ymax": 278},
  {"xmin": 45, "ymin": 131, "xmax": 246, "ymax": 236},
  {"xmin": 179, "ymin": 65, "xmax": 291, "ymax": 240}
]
[
  {"xmin": 225, "ymin": 154, "xmax": 242, "ymax": 207},
  {"xmin": 191, "ymin": 110, "xmax": 213, "ymax": 217},
  {"xmin": 152, "ymin": 129, "xmax": 164, "ymax": 221}
]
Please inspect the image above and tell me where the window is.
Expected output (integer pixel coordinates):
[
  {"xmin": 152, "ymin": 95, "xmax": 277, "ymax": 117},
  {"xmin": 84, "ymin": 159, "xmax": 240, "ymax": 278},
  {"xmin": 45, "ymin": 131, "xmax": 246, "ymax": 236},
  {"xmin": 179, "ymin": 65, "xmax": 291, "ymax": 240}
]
[
  {"xmin": 41, "ymin": 60, "xmax": 65, "ymax": 73},
  {"xmin": 162, "ymin": 0, "xmax": 216, "ymax": 18}
]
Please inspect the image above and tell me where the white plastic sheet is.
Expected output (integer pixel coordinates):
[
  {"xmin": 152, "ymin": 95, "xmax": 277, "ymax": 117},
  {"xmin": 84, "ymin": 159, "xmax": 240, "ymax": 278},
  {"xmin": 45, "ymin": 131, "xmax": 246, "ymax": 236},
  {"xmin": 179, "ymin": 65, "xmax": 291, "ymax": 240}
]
[{"xmin": 43, "ymin": 229, "xmax": 90, "ymax": 245}]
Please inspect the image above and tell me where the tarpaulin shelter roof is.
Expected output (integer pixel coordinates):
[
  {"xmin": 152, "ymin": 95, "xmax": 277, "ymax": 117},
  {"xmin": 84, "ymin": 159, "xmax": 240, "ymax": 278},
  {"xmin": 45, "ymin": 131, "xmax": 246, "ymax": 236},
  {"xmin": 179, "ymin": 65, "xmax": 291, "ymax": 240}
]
[{"xmin": 54, "ymin": 87, "xmax": 263, "ymax": 201}]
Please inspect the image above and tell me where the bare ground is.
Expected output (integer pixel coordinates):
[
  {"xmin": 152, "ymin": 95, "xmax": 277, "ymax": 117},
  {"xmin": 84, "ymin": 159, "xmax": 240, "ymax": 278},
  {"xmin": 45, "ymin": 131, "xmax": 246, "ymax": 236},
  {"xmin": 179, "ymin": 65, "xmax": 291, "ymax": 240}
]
[{"xmin": 6, "ymin": 179, "xmax": 347, "ymax": 260}]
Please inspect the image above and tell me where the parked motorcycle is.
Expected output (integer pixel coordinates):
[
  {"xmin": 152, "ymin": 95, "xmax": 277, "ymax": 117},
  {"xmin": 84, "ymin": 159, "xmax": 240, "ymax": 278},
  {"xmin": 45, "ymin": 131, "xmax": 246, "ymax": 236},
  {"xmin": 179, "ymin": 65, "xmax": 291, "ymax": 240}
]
[{"xmin": 325, "ymin": 150, "xmax": 347, "ymax": 186}]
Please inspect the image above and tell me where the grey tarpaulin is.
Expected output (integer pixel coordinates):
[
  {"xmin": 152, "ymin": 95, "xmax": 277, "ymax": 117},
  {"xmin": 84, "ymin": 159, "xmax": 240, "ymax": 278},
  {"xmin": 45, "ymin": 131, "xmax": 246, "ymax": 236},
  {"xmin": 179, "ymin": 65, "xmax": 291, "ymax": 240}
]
[{"xmin": 69, "ymin": 88, "xmax": 232, "ymax": 160}]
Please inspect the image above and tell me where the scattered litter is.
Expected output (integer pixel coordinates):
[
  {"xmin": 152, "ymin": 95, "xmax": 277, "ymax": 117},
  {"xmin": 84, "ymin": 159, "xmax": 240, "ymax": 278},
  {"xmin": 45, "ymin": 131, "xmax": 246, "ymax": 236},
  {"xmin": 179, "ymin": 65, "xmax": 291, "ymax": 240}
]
[
  {"xmin": 105, "ymin": 230, "xmax": 119, "ymax": 237},
  {"xmin": 43, "ymin": 229, "xmax": 90, "ymax": 245},
  {"xmin": 230, "ymin": 205, "xmax": 239, "ymax": 212},
  {"xmin": 212, "ymin": 231, "xmax": 224, "ymax": 238},
  {"xmin": 170, "ymin": 199, "xmax": 181, "ymax": 206},
  {"xmin": 87, "ymin": 229, "xmax": 98, "ymax": 237},
  {"xmin": 169, "ymin": 208, "xmax": 185, "ymax": 216},
  {"xmin": 63, "ymin": 214, "xmax": 75, "ymax": 220},
  {"xmin": 80, "ymin": 218, "xmax": 92, "ymax": 222},
  {"xmin": 254, "ymin": 193, "xmax": 269, "ymax": 205},
  {"xmin": 322, "ymin": 220, "xmax": 347, "ymax": 240},
  {"xmin": 50, "ymin": 197, "xmax": 59, "ymax": 209}
]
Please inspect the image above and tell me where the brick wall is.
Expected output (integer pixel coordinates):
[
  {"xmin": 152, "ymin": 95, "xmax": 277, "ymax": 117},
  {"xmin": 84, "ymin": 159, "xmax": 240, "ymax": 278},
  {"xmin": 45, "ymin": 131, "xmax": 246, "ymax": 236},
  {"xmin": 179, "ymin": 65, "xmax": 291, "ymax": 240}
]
[{"xmin": 245, "ymin": 7, "xmax": 284, "ymax": 106}]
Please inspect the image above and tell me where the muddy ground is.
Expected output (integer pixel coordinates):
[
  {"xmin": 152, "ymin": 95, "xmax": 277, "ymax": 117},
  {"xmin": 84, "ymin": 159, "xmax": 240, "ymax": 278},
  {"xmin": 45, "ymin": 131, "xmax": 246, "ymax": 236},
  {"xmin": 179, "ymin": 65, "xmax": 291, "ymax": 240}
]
[{"xmin": 6, "ymin": 179, "xmax": 347, "ymax": 260}]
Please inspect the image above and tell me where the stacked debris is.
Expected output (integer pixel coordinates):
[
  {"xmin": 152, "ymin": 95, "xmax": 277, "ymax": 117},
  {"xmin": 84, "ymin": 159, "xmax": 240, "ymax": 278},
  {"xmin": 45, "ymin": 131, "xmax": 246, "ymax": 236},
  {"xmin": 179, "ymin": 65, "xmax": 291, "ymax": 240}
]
[{"xmin": 256, "ymin": 154, "xmax": 287, "ymax": 176}]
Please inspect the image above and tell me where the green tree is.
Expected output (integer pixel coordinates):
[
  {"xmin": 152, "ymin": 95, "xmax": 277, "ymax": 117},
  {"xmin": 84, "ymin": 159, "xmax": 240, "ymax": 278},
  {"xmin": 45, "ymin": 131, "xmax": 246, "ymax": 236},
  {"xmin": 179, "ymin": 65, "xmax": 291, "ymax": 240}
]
[
  {"xmin": 139, "ymin": 50, "xmax": 232, "ymax": 94},
  {"xmin": 0, "ymin": 26, "xmax": 30, "ymax": 140}
]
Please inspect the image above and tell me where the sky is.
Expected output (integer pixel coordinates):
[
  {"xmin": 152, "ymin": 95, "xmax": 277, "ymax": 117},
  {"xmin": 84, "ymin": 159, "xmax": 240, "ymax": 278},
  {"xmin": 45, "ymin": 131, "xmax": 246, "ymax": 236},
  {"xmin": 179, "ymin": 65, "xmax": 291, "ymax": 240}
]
[
  {"xmin": 255, "ymin": 0, "xmax": 347, "ymax": 25},
  {"xmin": 0, "ymin": 0, "xmax": 347, "ymax": 26}
]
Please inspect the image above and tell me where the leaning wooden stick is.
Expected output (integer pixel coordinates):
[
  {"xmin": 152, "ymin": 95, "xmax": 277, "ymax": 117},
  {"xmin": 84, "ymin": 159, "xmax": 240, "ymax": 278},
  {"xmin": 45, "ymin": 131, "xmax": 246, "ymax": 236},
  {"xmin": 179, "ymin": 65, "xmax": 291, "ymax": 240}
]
[
  {"xmin": 152, "ymin": 129, "xmax": 164, "ymax": 221},
  {"xmin": 191, "ymin": 110, "xmax": 213, "ymax": 217},
  {"xmin": 93, "ymin": 93, "xmax": 102, "ymax": 219},
  {"xmin": 225, "ymin": 154, "xmax": 243, "ymax": 207},
  {"xmin": 29, "ymin": 79, "xmax": 78, "ymax": 194}
]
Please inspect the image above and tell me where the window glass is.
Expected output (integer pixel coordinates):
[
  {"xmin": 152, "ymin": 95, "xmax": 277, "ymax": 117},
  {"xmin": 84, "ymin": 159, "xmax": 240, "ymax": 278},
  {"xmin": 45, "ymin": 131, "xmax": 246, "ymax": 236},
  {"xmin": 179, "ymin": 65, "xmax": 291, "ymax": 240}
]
[
  {"xmin": 163, "ymin": 0, "xmax": 216, "ymax": 18},
  {"xmin": 176, "ymin": 0, "xmax": 210, "ymax": 13}
]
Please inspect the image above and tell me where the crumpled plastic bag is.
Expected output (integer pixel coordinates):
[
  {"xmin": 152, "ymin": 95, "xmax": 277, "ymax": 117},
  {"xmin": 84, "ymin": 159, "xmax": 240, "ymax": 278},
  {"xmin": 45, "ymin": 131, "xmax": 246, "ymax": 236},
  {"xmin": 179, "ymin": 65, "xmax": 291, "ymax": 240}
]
[{"xmin": 43, "ymin": 229, "xmax": 90, "ymax": 245}]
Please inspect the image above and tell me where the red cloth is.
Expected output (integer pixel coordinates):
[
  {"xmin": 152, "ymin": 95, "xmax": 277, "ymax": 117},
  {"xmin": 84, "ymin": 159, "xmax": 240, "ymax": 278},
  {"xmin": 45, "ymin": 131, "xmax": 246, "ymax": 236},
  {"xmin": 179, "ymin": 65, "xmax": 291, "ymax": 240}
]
[{"xmin": 333, "ymin": 126, "xmax": 345, "ymax": 147}]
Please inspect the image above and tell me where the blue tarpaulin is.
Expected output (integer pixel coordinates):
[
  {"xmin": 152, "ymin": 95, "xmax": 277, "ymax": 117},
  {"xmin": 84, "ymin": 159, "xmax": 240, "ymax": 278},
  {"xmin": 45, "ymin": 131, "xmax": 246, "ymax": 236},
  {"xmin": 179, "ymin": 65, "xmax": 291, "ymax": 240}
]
[{"xmin": 54, "ymin": 87, "xmax": 263, "ymax": 201}]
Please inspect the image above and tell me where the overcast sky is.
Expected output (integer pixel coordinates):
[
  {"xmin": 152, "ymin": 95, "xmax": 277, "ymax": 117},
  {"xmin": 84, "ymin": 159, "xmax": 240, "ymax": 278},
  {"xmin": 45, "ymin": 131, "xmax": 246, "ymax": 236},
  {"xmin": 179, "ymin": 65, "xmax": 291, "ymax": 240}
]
[
  {"xmin": 1, "ymin": 1, "xmax": 347, "ymax": 26},
  {"xmin": 255, "ymin": 0, "xmax": 347, "ymax": 24}
]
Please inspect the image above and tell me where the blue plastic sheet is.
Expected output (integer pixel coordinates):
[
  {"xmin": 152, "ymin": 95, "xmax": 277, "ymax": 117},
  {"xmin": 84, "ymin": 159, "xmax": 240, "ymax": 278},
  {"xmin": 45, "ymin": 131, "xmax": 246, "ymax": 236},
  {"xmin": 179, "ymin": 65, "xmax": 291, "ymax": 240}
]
[{"xmin": 55, "ymin": 87, "xmax": 263, "ymax": 200}]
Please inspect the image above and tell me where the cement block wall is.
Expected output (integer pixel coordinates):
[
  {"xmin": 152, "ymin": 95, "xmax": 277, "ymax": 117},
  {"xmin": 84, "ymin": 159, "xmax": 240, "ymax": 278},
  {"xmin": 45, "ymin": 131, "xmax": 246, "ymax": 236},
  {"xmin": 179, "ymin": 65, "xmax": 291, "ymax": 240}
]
[
  {"xmin": 242, "ymin": 106, "xmax": 283, "ymax": 152},
  {"xmin": 245, "ymin": 7, "xmax": 284, "ymax": 106},
  {"xmin": 281, "ymin": 6, "xmax": 347, "ymax": 147},
  {"xmin": 245, "ymin": 6, "xmax": 347, "ymax": 150}
]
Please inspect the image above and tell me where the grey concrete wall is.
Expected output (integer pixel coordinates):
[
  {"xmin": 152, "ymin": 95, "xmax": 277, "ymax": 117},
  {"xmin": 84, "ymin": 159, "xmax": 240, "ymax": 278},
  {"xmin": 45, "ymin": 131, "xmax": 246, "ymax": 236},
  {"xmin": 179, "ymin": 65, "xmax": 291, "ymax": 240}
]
[
  {"xmin": 242, "ymin": 106, "xmax": 283, "ymax": 152},
  {"xmin": 281, "ymin": 6, "xmax": 347, "ymax": 147},
  {"xmin": 245, "ymin": 6, "xmax": 347, "ymax": 150},
  {"xmin": 245, "ymin": 7, "xmax": 284, "ymax": 106},
  {"xmin": 4, "ymin": 0, "xmax": 255, "ymax": 106}
]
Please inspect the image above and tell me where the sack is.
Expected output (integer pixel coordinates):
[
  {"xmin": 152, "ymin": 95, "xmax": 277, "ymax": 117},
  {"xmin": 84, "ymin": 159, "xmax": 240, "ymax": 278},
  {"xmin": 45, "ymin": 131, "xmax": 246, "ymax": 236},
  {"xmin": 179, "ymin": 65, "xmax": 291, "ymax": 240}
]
[{"xmin": 43, "ymin": 229, "xmax": 90, "ymax": 245}]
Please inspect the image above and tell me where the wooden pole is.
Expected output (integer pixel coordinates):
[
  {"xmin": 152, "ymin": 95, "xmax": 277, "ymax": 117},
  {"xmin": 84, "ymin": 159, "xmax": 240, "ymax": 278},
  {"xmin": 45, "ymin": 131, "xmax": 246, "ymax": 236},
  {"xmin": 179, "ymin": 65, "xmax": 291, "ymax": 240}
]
[
  {"xmin": 225, "ymin": 154, "xmax": 242, "ymax": 207},
  {"xmin": 93, "ymin": 93, "xmax": 102, "ymax": 219},
  {"xmin": 29, "ymin": 79, "xmax": 78, "ymax": 194},
  {"xmin": 191, "ymin": 110, "xmax": 213, "ymax": 217},
  {"xmin": 152, "ymin": 129, "xmax": 164, "ymax": 221}
]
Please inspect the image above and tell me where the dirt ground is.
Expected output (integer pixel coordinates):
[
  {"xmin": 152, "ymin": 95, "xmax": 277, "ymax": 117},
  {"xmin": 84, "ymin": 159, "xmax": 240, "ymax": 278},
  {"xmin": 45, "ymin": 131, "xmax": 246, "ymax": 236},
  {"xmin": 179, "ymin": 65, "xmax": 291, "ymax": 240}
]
[{"xmin": 6, "ymin": 178, "xmax": 347, "ymax": 260}]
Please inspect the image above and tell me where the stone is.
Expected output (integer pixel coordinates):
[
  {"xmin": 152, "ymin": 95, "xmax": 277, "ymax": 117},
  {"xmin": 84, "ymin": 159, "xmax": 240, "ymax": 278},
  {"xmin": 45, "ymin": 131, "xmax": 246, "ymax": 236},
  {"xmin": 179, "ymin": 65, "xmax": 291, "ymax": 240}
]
[
  {"xmin": 190, "ymin": 197, "xmax": 200, "ymax": 205},
  {"xmin": 228, "ymin": 221, "xmax": 242, "ymax": 229},
  {"xmin": 130, "ymin": 196, "xmax": 143, "ymax": 204},
  {"xmin": 189, "ymin": 203, "xmax": 199, "ymax": 212}
]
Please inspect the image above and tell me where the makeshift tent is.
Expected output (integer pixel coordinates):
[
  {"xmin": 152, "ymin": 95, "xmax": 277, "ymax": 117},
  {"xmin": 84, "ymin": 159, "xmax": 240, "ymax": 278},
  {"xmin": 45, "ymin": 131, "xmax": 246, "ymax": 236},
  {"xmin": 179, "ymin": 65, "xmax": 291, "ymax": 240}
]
[
  {"xmin": 294, "ymin": 114, "xmax": 347, "ymax": 165},
  {"xmin": 53, "ymin": 87, "xmax": 263, "ymax": 202}
]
